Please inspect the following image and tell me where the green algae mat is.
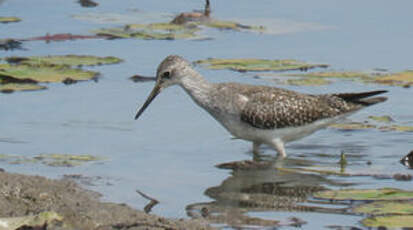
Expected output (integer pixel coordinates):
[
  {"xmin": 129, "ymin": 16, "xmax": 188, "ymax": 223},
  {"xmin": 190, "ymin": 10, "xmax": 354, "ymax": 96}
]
[
  {"xmin": 0, "ymin": 83, "xmax": 46, "ymax": 93},
  {"xmin": 93, "ymin": 19, "xmax": 264, "ymax": 40},
  {"xmin": 0, "ymin": 63, "xmax": 98, "ymax": 83},
  {"xmin": 0, "ymin": 16, "xmax": 21, "ymax": 23},
  {"xmin": 4, "ymin": 55, "xmax": 122, "ymax": 67},
  {"xmin": 195, "ymin": 58, "xmax": 328, "ymax": 72},
  {"xmin": 273, "ymin": 77, "xmax": 331, "ymax": 86},
  {"xmin": 314, "ymin": 188, "xmax": 413, "ymax": 201},
  {"xmin": 0, "ymin": 55, "xmax": 123, "ymax": 93},
  {"xmin": 361, "ymin": 215, "xmax": 413, "ymax": 227},
  {"xmin": 195, "ymin": 19, "xmax": 265, "ymax": 32},
  {"xmin": 374, "ymin": 70, "xmax": 413, "ymax": 86},
  {"xmin": 0, "ymin": 153, "xmax": 102, "ymax": 167},
  {"xmin": 354, "ymin": 201, "xmax": 413, "ymax": 215},
  {"xmin": 85, "ymin": 12, "xmax": 265, "ymax": 40},
  {"xmin": 329, "ymin": 115, "xmax": 413, "ymax": 133},
  {"xmin": 314, "ymin": 188, "xmax": 413, "ymax": 227},
  {"xmin": 355, "ymin": 201, "xmax": 413, "ymax": 227},
  {"xmin": 94, "ymin": 23, "xmax": 200, "ymax": 40},
  {"xmin": 288, "ymin": 70, "xmax": 413, "ymax": 87}
]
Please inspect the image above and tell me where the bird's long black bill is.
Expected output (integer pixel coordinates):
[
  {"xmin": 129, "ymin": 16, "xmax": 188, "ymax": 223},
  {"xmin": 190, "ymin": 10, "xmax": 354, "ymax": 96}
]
[{"xmin": 135, "ymin": 85, "xmax": 160, "ymax": 120}]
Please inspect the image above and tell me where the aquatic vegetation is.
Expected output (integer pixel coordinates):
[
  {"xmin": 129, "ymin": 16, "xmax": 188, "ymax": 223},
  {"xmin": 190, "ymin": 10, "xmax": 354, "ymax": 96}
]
[
  {"xmin": 289, "ymin": 70, "xmax": 413, "ymax": 87},
  {"xmin": 256, "ymin": 72, "xmax": 332, "ymax": 86},
  {"xmin": 4, "ymin": 55, "xmax": 123, "ymax": 67},
  {"xmin": 34, "ymin": 153, "xmax": 101, "ymax": 167},
  {"xmin": 199, "ymin": 19, "xmax": 265, "ymax": 32},
  {"xmin": 0, "ymin": 16, "xmax": 21, "ymax": 23},
  {"xmin": 79, "ymin": 2, "xmax": 265, "ymax": 40},
  {"xmin": 195, "ymin": 58, "xmax": 328, "ymax": 72},
  {"xmin": 0, "ymin": 55, "xmax": 123, "ymax": 93},
  {"xmin": 0, "ymin": 153, "xmax": 102, "ymax": 167},
  {"xmin": 329, "ymin": 122, "xmax": 376, "ymax": 131},
  {"xmin": 314, "ymin": 188, "xmax": 413, "ymax": 201},
  {"xmin": 35, "ymin": 153, "xmax": 100, "ymax": 161},
  {"xmin": 23, "ymin": 33, "xmax": 104, "ymax": 42},
  {"xmin": 0, "ymin": 211, "xmax": 62, "ymax": 230},
  {"xmin": 0, "ymin": 63, "xmax": 98, "ymax": 83},
  {"xmin": 289, "ymin": 71, "xmax": 373, "ymax": 80},
  {"xmin": 128, "ymin": 22, "xmax": 195, "ymax": 31},
  {"xmin": 93, "ymin": 23, "xmax": 200, "ymax": 40},
  {"xmin": 368, "ymin": 115, "xmax": 394, "ymax": 123},
  {"xmin": 330, "ymin": 116, "xmax": 413, "ymax": 133},
  {"xmin": 93, "ymin": 18, "xmax": 266, "ymax": 40},
  {"xmin": 379, "ymin": 125, "xmax": 413, "ymax": 132},
  {"xmin": 284, "ymin": 78, "xmax": 331, "ymax": 86},
  {"xmin": 354, "ymin": 201, "xmax": 413, "ymax": 215},
  {"xmin": 361, "ymin": 215, "xmax": 413, "ymax": 227},
  {"xmin": 374, "ymin": 70, "xmax": 413, "ymax": 86},
  {"xmin": 0, "ymin": 83, "xmax": 46, "ymax": 93}
]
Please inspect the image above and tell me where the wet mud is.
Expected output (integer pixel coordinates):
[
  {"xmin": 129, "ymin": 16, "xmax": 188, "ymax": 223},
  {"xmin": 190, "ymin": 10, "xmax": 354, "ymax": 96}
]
[{"xmin": 0, "ymin": 170, "xmax": 213, "ymax": 230}]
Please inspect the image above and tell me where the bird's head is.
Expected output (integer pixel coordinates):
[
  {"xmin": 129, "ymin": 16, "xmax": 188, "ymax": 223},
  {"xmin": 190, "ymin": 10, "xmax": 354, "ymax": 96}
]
[{"xmin": 134, "ymin": 55, "xmax": 191, "ymax": 120}]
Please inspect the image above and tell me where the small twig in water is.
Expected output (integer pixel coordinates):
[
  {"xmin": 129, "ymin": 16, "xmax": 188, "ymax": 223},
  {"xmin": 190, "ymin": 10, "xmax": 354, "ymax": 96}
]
[{"xmin": 136, "ymin": 190, "xmax": 159, "ymax": 213}]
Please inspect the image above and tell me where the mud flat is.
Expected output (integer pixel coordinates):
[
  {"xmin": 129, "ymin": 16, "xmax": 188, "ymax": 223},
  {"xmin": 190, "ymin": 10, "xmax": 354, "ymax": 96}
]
[{"xmin": 0, "ymin": 170, "xmax": 213, "ymax": 230}]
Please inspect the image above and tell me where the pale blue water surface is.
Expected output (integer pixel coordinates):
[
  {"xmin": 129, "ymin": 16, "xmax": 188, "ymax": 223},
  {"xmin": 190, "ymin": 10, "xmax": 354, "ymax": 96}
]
[{"xmin": 1, "ymin": 0, "xmax": 413, "ymax": 229}]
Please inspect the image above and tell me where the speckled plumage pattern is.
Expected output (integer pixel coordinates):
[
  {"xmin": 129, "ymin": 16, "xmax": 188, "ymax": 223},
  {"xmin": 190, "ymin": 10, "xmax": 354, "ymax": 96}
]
[
  {"xmin": 239, "ymin": 86, "xmax": 358, "ymax": 129},
  {"xmin": 136, "ymin": 55, "xmax": 387, "ymax": 157}
]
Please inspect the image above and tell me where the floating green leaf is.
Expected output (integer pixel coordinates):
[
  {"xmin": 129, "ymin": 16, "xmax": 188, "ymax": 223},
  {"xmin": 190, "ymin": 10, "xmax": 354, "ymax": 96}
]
[
  {"xmin": 329, "ymin": 122, "xmax": 376, "ymax": 131},
  {"xmin": 361, "ymin": 215, "xmax": 413, "ymax": 227},
  {"xmin": 128, "ymin": 22, "xmax": 193, "ymax": 31},
  {"xmin": 380, "ymin": 125, "xmax": 413, "ymax": 132},
  {"xmin": 290, "ymin": 71, "xmax": 374, "ymax": 80},
  {"xmin": 354, "ymin": 201, "xmax": 413, "ymax": 215},
  {"xmin": 368, "ymin": 115, "xmax": 394, "ymax": 123},
  {"xmin": 314, "ymin": 188, "xmax": 413, "ymax": 201},
  {"xmin": 0, "ymin": 16, "xmax": 21, "ymax": 23},
  {"xmin": 4, "ymin": 55, "xmax": 123, "ymax": 67},
  {"xmin": 35, "ymin": 153, "xmax": 100, "ymax": 161},
  {"xmin": 195, "ymin": 58, "xmax": 328, "ymax": 72},
  {"xmin": 0, "ymin": 153, "xmax": 102, "ymax": 167},
  {"xmin": 374, "ymin": 71, "xmax": 413, "ymax": 86},
  {"xmin": 290, "ymin": 70, "xmax": 413, "ymax": 87},
  {"xmin": 34, "ymin": 153, "xmax": 101, "ymax": 167},
  {"xmin": 256, "ymin": 73, "xmax": 332, "ymax": 86},
  {"xmin": 0, "ymin": 63, "xmax": 98, "ymax": 83},
  {"xmin": 0, "ymin": 153, "xmax": 29, "ymax": 164},
  {"xmin": 0, "ymin": 83, "xmax": 46, "ymax": 93},
  {"xmin": 331, "ymin": 121, "xmax": 413, "ymax": 133},
  {"xmin": 284, "ymin": 77, "xmax": 331, "ymax": 86},
  {"xmin": 93, "ymin": 23, "xmax": 200, "ymax": 40},
  {"xmin": 201, "ymin": 19, "xmax": 265, "ymax": 32}
]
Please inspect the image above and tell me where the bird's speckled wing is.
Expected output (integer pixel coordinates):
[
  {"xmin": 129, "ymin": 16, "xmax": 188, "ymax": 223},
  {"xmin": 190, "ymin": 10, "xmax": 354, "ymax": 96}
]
[{"xmin": 239, "ymin": 87, "xmax": 357, "ymax": 129}]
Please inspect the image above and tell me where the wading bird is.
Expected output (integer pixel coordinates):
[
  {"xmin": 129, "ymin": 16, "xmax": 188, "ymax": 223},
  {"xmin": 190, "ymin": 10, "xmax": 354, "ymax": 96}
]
[{"xmin": 135, "ymin": 55, "xmax": 387, "ymax": 157}]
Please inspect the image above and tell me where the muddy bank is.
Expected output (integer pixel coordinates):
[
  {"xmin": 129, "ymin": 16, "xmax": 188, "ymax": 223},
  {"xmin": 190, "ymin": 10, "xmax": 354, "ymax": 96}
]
[{"xmin": 0, "ymin": 170, "xmax": 213, "ymax": 230}]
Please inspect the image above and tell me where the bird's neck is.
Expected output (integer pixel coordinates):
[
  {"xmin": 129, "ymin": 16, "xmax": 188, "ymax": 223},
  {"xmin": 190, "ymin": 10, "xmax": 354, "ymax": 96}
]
[{"xmin": 179, "ymin": 71, "xmax": 213, "ymax": 108}]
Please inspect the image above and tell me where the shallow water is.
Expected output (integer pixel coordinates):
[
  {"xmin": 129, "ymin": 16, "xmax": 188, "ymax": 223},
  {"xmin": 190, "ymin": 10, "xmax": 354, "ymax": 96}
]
[{"xmin": 1, "ymin": 0, "xmax": 413, "ymax": 229}]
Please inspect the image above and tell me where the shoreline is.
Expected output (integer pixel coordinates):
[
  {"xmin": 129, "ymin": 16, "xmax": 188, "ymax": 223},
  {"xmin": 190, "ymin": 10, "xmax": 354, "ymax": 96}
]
[{"xmin": 0, "ymin": 169, "xmax": 214, "ymax": 230}]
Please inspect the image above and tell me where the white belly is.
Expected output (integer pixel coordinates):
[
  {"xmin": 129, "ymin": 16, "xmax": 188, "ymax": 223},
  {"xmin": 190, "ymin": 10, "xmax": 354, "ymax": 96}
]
[{"xmin": 217, "ymin": 113, "xmax": 352, "ymax": 145}]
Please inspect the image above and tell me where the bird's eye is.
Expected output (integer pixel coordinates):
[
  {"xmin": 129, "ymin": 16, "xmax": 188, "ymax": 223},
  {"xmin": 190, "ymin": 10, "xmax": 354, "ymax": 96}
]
[{"xmin": 162, "ymin": 71, "xmax": 170, "ymax": 79}]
